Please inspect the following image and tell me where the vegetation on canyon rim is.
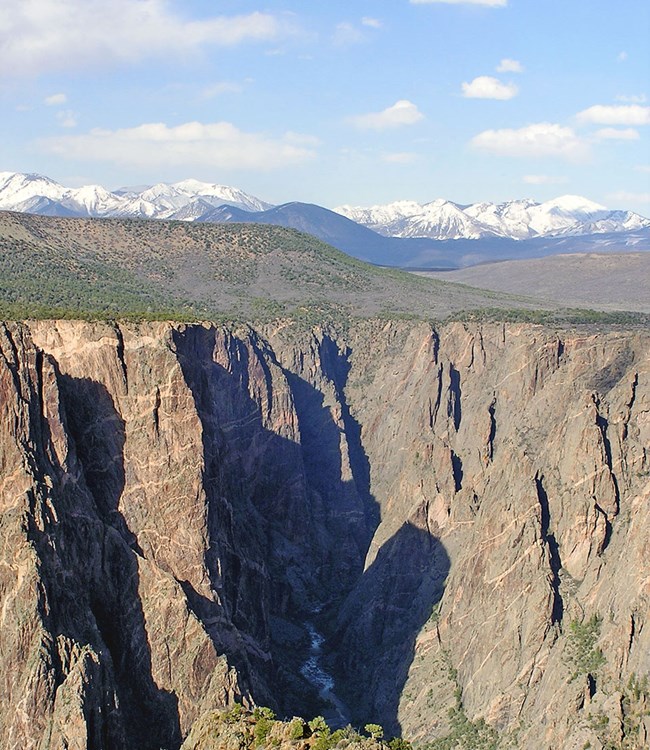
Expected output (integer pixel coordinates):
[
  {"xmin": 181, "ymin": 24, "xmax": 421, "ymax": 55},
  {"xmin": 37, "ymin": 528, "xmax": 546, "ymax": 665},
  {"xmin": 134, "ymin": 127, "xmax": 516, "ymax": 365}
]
[
  {"xmin": 2, "ymin": 211, "xmax": 648, "ymax": 326},
  {"xmin": 181, "ymin": 704, "xmax": 413, "ymax": 750}
]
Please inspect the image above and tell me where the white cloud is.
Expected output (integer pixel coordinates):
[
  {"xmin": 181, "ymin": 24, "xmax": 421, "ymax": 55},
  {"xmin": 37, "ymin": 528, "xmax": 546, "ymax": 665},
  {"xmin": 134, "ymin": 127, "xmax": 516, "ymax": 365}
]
[
  {"xmin": 411, "ymin": 0, "xmax": 507, "ymax": 6},
  {"xmin": 635, "ymin": 165, "xmax": 650, "ymax": 173},
  {"xmin": 471, "ymin": 123, "xmax": 588, "ymax": 160},
  {"xmin": 382, "ymin": 152, "xmax": 417, "ymax": 163},
  {"xmin": 349, "ymin": 100, "xmax": 425, "ymax": 130},
  {"xmin": 616, "ymin": 94, "xmax": 647, "ymax": 104},
  {"xmin": 593, "ymin": 127, "xmax": 640, "ymax": 141},
  {"xmin": 333, "ymin": 22, "xmax": 364, "ymax": 46},
  {"xmin": 607, "ymin": 191, "xmax": 650, "ymax": 205},
  {"xmin": 39, "ymin": 120, "xmax": 317, "ymax": 170},
  {"xmin": 0, "ymin": 1, "xmax": 294, "ymax": 76},
  {"xmin": 56, "ymin": 110, "xmax": 78, "ymax": 128},
  {"xmin": 44, "ymin": 93, "xmax": 67, "ymax": 106},
  {"xmin": 576, "ymin": 104, "xmax": 650, "ymax": 125},
  {"xmin": 201, "ymin": 82, "xmax": 244, "ymax": 99},
  {"xmin": 462, "ymin": 76, "xmax": 518, "ymax": 100},
  {"xmin": 496, "ymin": 58, "xmax": 523, "ymax": 73},
  {"xmin": 523, "ymin": 175, "xmax": 568, "ymax": 185},
  {"xmin": 361, "ymin": 17, "xmax": 383, "ymax": 28},
  {"xmin": 617, "ymin": 51, "xmax": 628, "ymax": 62}
]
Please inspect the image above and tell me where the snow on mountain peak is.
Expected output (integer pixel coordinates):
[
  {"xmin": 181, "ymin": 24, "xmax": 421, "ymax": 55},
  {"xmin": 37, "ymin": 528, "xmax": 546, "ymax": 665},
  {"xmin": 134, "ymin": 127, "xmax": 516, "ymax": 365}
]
[
  {"xmin": 542, "ymin": 195, "xmax": 607, "ymax": 214},
  {"xmin": 0, "ymin": 171, "xmax": 272, "ymax": 219},
  {"xmin": 334, "ymin": 194, "xmax": 649, "ymax": 240},
  {"xmin": 0, "ymin": 171, "xmax": 647, "ymax": 241}
]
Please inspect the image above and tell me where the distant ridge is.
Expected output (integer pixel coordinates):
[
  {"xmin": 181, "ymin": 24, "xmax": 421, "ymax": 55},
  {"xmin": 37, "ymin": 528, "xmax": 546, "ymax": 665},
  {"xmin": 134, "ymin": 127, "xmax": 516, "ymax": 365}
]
[
  {"xmin": 0, "ymin": 171, "xmax": 272, "ymax": 220},
  {"xmin": 0, "ymin": 171, "xmax": 648, "ymax": 268},
  {"xmin": 335, "ymin": 195, "xmax": 650, "ymax": 241}
]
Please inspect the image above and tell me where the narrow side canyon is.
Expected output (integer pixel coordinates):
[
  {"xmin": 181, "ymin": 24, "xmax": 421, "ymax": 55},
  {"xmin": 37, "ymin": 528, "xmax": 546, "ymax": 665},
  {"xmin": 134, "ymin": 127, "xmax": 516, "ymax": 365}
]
[{"xmin": 0, "ymin": 319, "xmax": 648, "ymax": 749}]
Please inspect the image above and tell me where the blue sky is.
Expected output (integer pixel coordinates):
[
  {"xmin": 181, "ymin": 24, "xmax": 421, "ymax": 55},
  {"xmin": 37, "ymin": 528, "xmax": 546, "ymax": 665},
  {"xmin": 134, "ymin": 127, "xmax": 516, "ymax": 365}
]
[{"xmin": 1, "ymin": 0, "xmax": 649, "ymax": 211}]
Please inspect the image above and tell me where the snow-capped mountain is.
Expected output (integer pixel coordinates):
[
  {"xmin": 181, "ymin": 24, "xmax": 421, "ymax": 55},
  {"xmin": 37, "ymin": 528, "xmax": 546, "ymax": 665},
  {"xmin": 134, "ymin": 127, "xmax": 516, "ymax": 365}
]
[
  {"xmin": 335, "ymin": 195, "xmax": 650, "ymax": 241},
  {"xmin": 0, "ymin": 172, "xmax": 272, "ymax": 220},
  {"xmin": 1, "ymin": 172, "xmax": 648, "ymax": 249}
]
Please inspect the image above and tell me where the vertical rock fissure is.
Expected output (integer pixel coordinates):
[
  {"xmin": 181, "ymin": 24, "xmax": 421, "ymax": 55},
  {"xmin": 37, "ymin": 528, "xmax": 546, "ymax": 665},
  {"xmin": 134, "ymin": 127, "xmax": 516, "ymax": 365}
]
[
  {"xmin": 487, "ymin": 396, "xmax": 497, "ymax": 461},
  {"xmin": 429, "ymin": 363, "xmax": 444, "ymax": 430},
  {"xmin": 593, "ymin": 402, "xmax": 621, "ymax": 517},
  {"xmin": 451, "ymin": 450, "xmax": 463, "ymax": 492},
  {"xmin": 623, "ymin": 372, "xmax": 639, "ymax": 440},
  {"xmin": 535, "ymin": 472, "xmax": 563, "ymax": 624},
  {"xmin": 448, "ymin": 364, "xmax": 462, "ymax": 432},
  {"xmin": 114, "ymin": 323, "xmax": 128, "ymax": 390}
]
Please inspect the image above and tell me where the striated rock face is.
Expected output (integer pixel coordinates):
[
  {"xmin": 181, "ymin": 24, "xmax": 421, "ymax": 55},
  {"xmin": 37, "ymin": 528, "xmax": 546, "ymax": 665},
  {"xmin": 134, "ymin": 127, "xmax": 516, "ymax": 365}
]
[
  {"xmin": 0, "ymin": 318, "xmax": 648, "ymax": 749},
  {"xmin": 328, "ymin": 321, "xmax": 650, "ymax": 749}
]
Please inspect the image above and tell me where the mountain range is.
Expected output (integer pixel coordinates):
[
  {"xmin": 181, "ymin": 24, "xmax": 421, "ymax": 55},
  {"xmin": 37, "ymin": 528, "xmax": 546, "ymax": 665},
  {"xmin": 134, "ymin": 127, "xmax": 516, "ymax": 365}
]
[
  {"xmin": 1, "ymin": 171, "xmax": 649, "ymax": 268},
  {"xmin": 0, "ymin": 171, "xmax": 271, "ymax": 219},
  {"xmin": 335, "ymin": 194, "xmax": 650, "ymax": 240}
]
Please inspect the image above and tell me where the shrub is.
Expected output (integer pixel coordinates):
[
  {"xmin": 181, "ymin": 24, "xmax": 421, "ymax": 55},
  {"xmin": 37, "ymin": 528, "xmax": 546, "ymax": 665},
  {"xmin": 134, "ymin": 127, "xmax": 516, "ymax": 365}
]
[
  {"xmin": 565, "ymin": 614, "xmax": 606, "ymax": 682},
  {"xmin": 308, "ymin": 717, "xmax": 330, "ymax": 735},
  {"xmin": 253, "ymin": 707, "xmax": 276, "ymax": 721},
  {"xmin": 365, "ymin": 724, "xmax": 384, "ymax": 741},
  {"xmin": 288, "ymin": 718, "xmax": 305, "ymax": 740}
]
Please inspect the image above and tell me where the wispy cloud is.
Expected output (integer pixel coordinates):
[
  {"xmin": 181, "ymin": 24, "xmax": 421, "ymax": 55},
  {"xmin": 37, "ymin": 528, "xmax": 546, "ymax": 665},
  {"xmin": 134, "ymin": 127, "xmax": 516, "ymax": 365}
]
[
  {"xmin": 40, "ymin": 121, "xmax": 318, "ymax": 170},
  {"xmin": 333, "ymin": 22, "xmax": 364, "ymax": 46},
  {"xmin": 615, "ymin": 94, "xmax": 647, "ymax": 104},
  {"xmin": 576, "ymin": 104, "xmax": 650, "ymax": 125},
  {"xmin": 593, "ymin": 127, "xmax": 640, "ymax": 141},
  {"xmin": 523, "ymin": 174, "xmax": 568, "ymax": 185},
  {"xmin": 200, "ymin": 82, "xmax": 244, "ymax": 99},
  {"xmin": 471, "ymin": 123, "xmax": 588, "ymax": 160},
  {"xmin": 55, "ymin": 110, "xmax": 78, "ymax": 128},
  {"xmin": 462, "ymin": 76, "xmax": 518, "ymax": 100},
  {"xmin": 411, "ymin": 0, "xmax": 507, "ymax": 6},
  {"xmin": 349, "ymin": 100, "xmax": 425, "ymax": 130},
  {"xmin": 44, "ymin": 93, "xmax": 67, "ymax": 106},
  {"xmin": 496, "ymin": 58, "xmax": 523, "ymax": 73},
  {"xmin": 1, "ymin": 1, "xmax": 296, "ymax": 76},
  {"xmin": 333, "ymin": 18, "xmax": 382, "ymax": 46},
  {"xmin": 607, "ymin": 191, "xmax": 650, "ymax": 205},
  {"xmin": 382, "ymin": 152, "xmax": 417, "ymax": 163}
]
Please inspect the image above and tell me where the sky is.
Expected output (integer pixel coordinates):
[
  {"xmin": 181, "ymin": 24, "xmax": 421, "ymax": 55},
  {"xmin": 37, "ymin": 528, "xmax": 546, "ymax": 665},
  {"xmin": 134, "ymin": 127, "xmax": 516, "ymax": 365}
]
[{"xmin": 1, "ymin": 0, "xmax": 649, "ymax": 212}]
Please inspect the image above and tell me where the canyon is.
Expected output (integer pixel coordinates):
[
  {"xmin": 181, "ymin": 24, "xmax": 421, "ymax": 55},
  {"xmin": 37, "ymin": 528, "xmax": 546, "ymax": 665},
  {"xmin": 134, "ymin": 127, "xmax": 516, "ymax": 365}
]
[{"xmin": 0, "ymin": 317, "xmax": 649, "ymax": 749}]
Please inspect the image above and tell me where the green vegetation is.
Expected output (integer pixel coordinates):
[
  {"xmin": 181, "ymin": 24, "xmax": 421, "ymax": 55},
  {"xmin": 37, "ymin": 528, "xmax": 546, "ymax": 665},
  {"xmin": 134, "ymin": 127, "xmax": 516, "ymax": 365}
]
[
  {"xmin": 450, "ymin": 307, "xmax": 650, "ymax": 327},
  {"xmin": 364, "ymin": 724, "xmax": 384, "ymax": 741},
  {"xmin": 3, "ymin": 211, "xmax": 643, "ymax": 327},
  {"xmin": 424, "ymin": 657, "xmax": 500, "ymax": 750},
  {"xmin": 621, "ymin": 673, "xmax": 650, "ymax": 747},
  {"xmin": 187, "ymin": 705, "xmax": 406, "ymax": 750},
  {"xmin": 565, "ymin": 614, "xmax": 606, "ymax": 682},
  {"xmin": 0, "ymin": 235, "xmax": 204, "ymax": 321},
  {"xmin": 582, "ymin": 673, "xmax": 650, "ymax": 749}
]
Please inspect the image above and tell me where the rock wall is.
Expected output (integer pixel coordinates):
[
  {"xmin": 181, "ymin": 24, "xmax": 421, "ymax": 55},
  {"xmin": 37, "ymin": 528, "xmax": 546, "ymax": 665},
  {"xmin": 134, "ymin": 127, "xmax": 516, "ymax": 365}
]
[
  {"xmin": 0, "ymin": 319, "xmax": 648, "ymax": 749},
  {"xmin": 328, "ymin": 321, "xmax": 650, "ymax": 749}
]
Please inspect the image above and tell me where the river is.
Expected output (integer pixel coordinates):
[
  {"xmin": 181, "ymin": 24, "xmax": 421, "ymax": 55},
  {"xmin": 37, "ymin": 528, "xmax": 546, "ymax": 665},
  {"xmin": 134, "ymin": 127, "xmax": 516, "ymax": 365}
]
[{"xmin": 300, "ymin": 621, "xmax": 351, "ymax": 728}]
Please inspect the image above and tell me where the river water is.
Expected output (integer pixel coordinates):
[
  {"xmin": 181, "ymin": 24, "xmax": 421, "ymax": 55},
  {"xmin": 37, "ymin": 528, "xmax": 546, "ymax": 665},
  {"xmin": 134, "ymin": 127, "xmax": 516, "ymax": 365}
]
[{"xmin": 300, "ymin": 622, "xmax": 351, "ymax": 728}]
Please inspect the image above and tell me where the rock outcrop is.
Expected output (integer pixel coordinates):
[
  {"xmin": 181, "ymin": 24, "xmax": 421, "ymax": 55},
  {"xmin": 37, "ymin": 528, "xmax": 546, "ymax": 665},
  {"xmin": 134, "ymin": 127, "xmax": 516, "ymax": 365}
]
[{"xmin": 0, "ymin": 318, "xmax": 648, "ymax": 749}]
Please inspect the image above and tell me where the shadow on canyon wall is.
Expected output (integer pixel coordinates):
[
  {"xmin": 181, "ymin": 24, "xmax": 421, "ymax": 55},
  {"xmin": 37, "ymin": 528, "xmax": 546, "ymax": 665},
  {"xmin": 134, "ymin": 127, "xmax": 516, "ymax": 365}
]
[
  {"xmin": 335, "ymin": 521, "xmax": 450, "ymax": 737},
  {"xmin": 32, "ymin": 369, "xmax": 182, "ymax": 749},
  {"xmin": 171, "ymin": 325, "xmax": 384, "ymax": 719},
  {"xmin": 28, "ymin": 329, "xmax": 451, "ymax": 746}
]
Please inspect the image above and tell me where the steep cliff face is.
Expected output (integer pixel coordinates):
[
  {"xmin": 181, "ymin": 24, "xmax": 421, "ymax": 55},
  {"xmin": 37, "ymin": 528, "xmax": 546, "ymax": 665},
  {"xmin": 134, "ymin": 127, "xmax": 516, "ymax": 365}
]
[
  {"xmin": 0, "ymin": 319, "xmax": 648, "ymax": 749},
  {"xmin": 326, "ymin": 321, "xmax": 650, "ymax": 748}
]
